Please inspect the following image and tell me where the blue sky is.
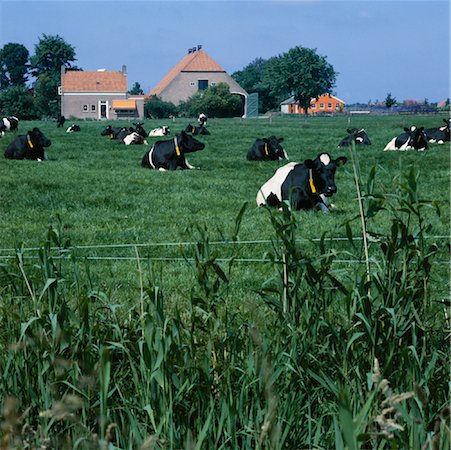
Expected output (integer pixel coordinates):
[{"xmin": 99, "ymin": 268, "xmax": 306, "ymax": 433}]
[{"xmin": 0, "ymin": 0, "xmax": 449, "ymax": 104}]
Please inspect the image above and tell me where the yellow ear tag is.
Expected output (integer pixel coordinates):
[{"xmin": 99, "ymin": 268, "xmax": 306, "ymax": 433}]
[
  {"xmin": 27, "ymin": 136, "xmax": 34, "ymax": 148},
  {"xmin": 192, "ymin": 127, "xmax": 196, "ymax": 133},
  {"xmin": 309, "ymin": 170, "xmax": 317, "ymax": 193},
  {"xmin": 264, "ymin": 143, "xmax": 269, "ymax": 156},
  {"xmin": 174, "ymin": 137, "xmax": 181, "ymax": 156}
]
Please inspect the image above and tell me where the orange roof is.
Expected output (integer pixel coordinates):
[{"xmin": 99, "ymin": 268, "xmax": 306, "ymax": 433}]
[
  {"xmin": 112, "ymin": 100, "xmax": 136, "ymax": 109},
  {"xmin": 149, "ymin": 49, "xmax": 225, "ymax": 97},
  {"xmin": 62, "ymin": 70, "xmax": 128, "ymax": 92}
]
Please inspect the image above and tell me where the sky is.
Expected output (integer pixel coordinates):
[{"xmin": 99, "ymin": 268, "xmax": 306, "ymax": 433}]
[{"xmin": 0, "ymin": 0, "xmax": 449, "ymax": 104}]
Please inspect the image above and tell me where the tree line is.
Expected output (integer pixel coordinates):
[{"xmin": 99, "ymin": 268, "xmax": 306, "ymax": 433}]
[{"xmin": 0, "ymin": 34, "xmax": 337, "ymax": 119}]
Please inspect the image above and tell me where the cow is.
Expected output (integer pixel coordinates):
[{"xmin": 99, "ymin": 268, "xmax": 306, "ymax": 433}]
[
  {"xmin": 4, "ymin": 128, "xmax": 51, "ymax": 161},
  {"xmin": 57, "ymin": 114, "xmax": 66, "ymax": 128},
  {"xmin": 384, "ymin": 126, "xmax": 428, "ymax": 151},
  {"xmin": 198, "ymin": 113, "xmax": 207, "ymax": 127},
  {"xmin": 141, "ymin": 131, "xmax": 205, "ymax": 171},
  {"xmin": 246, "ymin": 136, "xmax": 288, "ymax": 161},
  {"xmin": 133, "ymin": 122, "xmax": 148, "ymax": 138},
  {"xmin": 114, "ymin": 127, "xmax": 148, "ymax": 145},
  {"xmin": 101, "ymin": 125, "xmax": 124, "ymax": 139},
  {"xmin": 424, "ymin": 118, "xmax": 450, "ymax": 144},
  {"xmin": 338, "ymin": 128, "xmax": 372, "ymax": 147},
  {"xmin": 0, "ymin": 122, "xmax": 6, "ymax": 137},
  {"xmin": 256, "ymin": 153, "xmax": 348, "ymax": 212},
  {"xmin": 185, "ymin": 123, "xmax": 210, "ymax": 135},
  {"xmin": 66, "ymin": 124, "xmax": 81, "ymax": 133},
  {"xmin": 149, "ymin": 126, "xmax": 170, "ymax": 137},
  {"xmin": 1, "ymin": 116, "xmax": 19, "ymax": 132}
]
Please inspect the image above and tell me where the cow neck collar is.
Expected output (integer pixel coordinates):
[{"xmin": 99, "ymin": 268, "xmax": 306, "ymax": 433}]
[
  {"xmin": 309, "ymin": 169, "xmax": 317, "ymax": 194},
  {"xmin": 192, "ymin": 126, "xmax": 196, "ymax": 134},
  {"xmin": 174, "ymin": 137, "xmax": 181, "ymax": 156},
  {"xmin": 27, "ymin": 134, "xmax": 34, "ymax": 148},
  {"xmin": 264, "ymin": 143, "xmax": 269, "ymax": 156}
]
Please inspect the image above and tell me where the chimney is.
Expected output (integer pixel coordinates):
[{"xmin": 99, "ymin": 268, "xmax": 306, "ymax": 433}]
[
  {"xmin": 122, "ymin": 65, "xmax": 127, "ymax": 74},
  {"xmin": 197, "ymin": 45, "xmax": 202, "ymax": 51},
  {"xmin": 188, "ymin": 48, "xmax": 192, "ymax": 54}
]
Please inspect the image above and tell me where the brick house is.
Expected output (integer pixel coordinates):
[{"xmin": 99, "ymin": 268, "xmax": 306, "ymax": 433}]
[
  {"xmin": 281, "ymin": 94, "xmax": 345, "ymax": 114},
  {"xmin": 148, "ymin": 46, "xmax": 248, "ymax": 108},
  {"xmin": 60, "ymin": 65, "xmax": 144, "ymax": 120}
]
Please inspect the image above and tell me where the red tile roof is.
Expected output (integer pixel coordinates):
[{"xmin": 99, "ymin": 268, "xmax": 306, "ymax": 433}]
[
  {"xmin": 62, "ymin": 70, "xmax": 128, "ymax": 92},
  {"xmin": 149, "ymin": 49, "xmax": 225, "ymax": 97}
]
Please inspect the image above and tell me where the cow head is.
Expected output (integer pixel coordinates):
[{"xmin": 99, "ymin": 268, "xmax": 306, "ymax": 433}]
[
  {"xmin": 133, "ymin": 122, "xmax": 147, "ymax": 138},
  {"xmin": 28, "ymin": 128, "xmax": 51, "ymax": 148},
  {"xmin": 101, "ymin": 125, "xmax": 114, "ymax": 137},
  {"xmin": 403, "ymin": 126, "xmax": 428, "ymax": 150},
  {"xmin": 347, "ymin": 128, "xmax": 371, "ymax": 145},
  {"xmin": 265, "ymin": 136, "xmax": 288, "ymax": 159},
  {"xmin": 162, "ymin": 126, "xmax": 170, "ymax": 135},
  {"xmin": 304, "ymin": 153, "xmax": 347, "ymax": 197},
  {"xmin": 178, "ymin": 131, "xmax": 205, "ymax": 153}
]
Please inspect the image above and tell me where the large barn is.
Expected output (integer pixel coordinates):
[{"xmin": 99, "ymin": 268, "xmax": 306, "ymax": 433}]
[
  {"xmin": 148, "ymin": 46, "xmax": 249, "ymax": 113},
  {"xmin": 60, "ymin": 66, "xmax": 144, "ymax": 120}
]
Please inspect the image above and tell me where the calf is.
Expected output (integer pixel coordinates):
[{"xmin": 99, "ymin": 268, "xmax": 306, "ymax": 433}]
[
  {"xmin": 256, "ymin": 153, "xmax": 347, "ymax": 212},
  {"xmin": 149, "ymin": 126, "xmax": 170, "ymax": 137},
  {"xmin": 4, "ymin": 127, "xmax": 51, "ymax": 161},
  {"xmin": 384, "ymin": 126, "xmax": 428, "ymax": 151},
  {"xmin": 66, "ymin": 124, "xmax": 81, "ymax": 133},
  {"xmin": 246, "ymin": 136, "xmax": 288, "ymax": 161},
  {"xmin": 198, "ymin": 113, "xmax": 207, "ymax": 127},
  {"xmin": 338, "ymin": 128, "xmax": 372, "ymax": 147},
  {"xmin": 141, "ymin": 131, "xmax": 205, "ymax": 171},
  {"xmin": 185, "ymin": 123, "xmax": 210, "ymax": 135},
  {"xmin": 1, "ymin": 116, "xmax": 19, "ymax": 132},
  {"xmin": 424, "ymin": 118, "xmax": 450, "ymax": 144}
]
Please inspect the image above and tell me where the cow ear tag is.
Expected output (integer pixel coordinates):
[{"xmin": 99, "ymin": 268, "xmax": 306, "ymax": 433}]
[
  {"xmin": 264, "ymin": 143, "xmax": 269, "ymax": 156},
  {"xmin": 174, "ymin": 137, "xmax": 181, "ymax": 156},
  {"xmin": 27, "ymin": 135, "xmax": 34, "ymax": 148},
  {"xmin": 309, "ymin": 169, "xmax": 317, "ymax": 193}
]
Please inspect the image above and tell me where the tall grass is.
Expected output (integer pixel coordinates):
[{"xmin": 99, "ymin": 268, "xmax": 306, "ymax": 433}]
[{"xmin": 1, "ymin": 159, "xmax": 449, "ymax": 449}]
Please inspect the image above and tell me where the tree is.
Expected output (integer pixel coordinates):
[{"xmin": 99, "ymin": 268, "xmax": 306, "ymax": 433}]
[
  {"xmin": 384, "ymin": 92, "xmax": 396, "ymax": 108},
  {"xmin": 0, "ymin": 86, "xmax": 36, "ymax": 119},
  {"xmin": 265, "ymin": 46, "xmax": 337, "ymax": 115},
  {"xmin": 144, "ymin": 95, "xmax": 178, "ymax": 119},
  {"xmin": 33, "ymin": 75, "xmax": 61, "ymax": 118},
  {"xmin": 0, "ymin": 43, "xmax": 30, "ymax": 89},
  {"xmin": 128, "ymin": 82, "xmax": 144, "ymax": 95}
]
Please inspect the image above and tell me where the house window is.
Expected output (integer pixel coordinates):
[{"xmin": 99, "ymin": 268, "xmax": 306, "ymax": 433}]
[
  {"xmin": 335, "ymin": 104, "xmax": 340, "ymax": 109},
  {"xmin": 83, "ymin": 105, "xmax": 88, "ymax": 112},
  {"xmin": 328, "ymin": 103, "xmax": 332, "ymax": 109},
  {"xmin": 211, "ymin": 82, "xmax": 216, "ymax": 86},
  {"xmin": 319, "ymin": 103, "xmax": 324, "ymax": 109},
  {"xmin": 190, "ymin": 82, "xmax": 195, "ymax": 86},
  {"xmin": 91, "ymin": 104, "xmax": 96, "ymax": 112},
  {"xmin": 198, "ymin": 79, "xmax": 208, "ymax": 90},
  {"xmin": 311, "ymin": 103, "xmax": 316, "ymax": 109}
]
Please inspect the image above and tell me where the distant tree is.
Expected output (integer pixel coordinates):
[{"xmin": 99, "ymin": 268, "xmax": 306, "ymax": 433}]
[
  {"xmin": 33, "ymin": 74, "xmax": 61, "ymax": 118},
  {"xmin": 384, "ymin": 93, "xmax": 396, "ymax": 108},
  {"xmin": 129, "ymin": 82, "xmax": 144, "ymax": 95},
  {"xmin": 265, "ymin": 46, "xmax": 337, "ymax": 115},
  {"xmin": 144, "ymin": 95, "xmax": 178, "ymax": 119},
  {"xmin": 0, "ymin": 86, "xmax": 36, "ymax": 119},
  {"xmin": 180, "ymin": 83, "xmax": 242, "ymax": 118},
  {"xmin": 0, "ymin": 43, "xmax": 30, "ymax": 89}
]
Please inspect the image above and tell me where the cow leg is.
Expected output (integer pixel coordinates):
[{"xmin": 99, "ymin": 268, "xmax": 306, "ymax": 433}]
[{"xmin": 183, "ymin": 157, "xmax": 198, "ymax": 170}]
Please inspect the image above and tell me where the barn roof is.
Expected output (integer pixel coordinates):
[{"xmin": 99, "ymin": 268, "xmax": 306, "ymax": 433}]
[
  {"xmin": 149, "ymin": 49, "xmax": 226, "ymax": 97},
  {"xmin": 62, "ymin": 69, "xmax": 128, "ymax": 92}
]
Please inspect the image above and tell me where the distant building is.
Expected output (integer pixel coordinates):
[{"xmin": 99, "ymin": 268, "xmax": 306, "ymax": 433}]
[
  {"xmin": 60, "ymin": 65, "xmax": 144, "ymax": 120},
  {"xmin": 148, "ymin": 46, "xmax": 248, "ymax": 111},
  {"xmin": 281, "ymin": 94, "xmax": 345, "ymax": 114}
]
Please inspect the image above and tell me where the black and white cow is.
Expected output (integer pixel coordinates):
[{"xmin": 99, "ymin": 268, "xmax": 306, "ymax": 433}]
[
  {"xmin": 0, "ymin": 122, "xmax": 6, "ymax": 137},
  {"xmin": 133, "ymin": 122, "xmax": 148, "ymax": 138},
  {"xmin": 338, "ymin": 128, "xmax": 372, "ymax": 147},
  {"xmin": 1, "ymin": 116, "xmax": 19, "ymax": 132},
  {"xmin": 198, "ymin": 113, "xmax": 207, "ymax": 127},
  {"xmin": 149, "ymin": 126, "xmax": 170, "ymax": 137},
  {"xmin": 185, "ymin": 123, "xmax": 210, "ymax": 135},
  {"xmin": 101, "ymin": 125, "xmax": 124, "ymax": 139},
  {"xmin": 57, "ymin": 114, "xmax": 66, "ymax": 128},
  {"xmin": 141, "ymin": 131, "xmax": 205, "ymax": 171},
  {"xmin": 66, "ymin": 124, "xmax": 81, "ymax": 133},
  {"xmin": 246, "ymin": 136, "xmax": 288, "ymax": 161},
  {"xmin": 424, "ymin": 118, "xmax": 450, "ymax": 144},
  {"xmin": 256, "ymin": 153, "xmax": 347, "ymax": 212},
  {"xmin": 116, "ymin": 128, "xmax": 148, "ymax": 145},
  {"xmin": 384, "ymin": 126, "xmax": 428, "ymax": 151},
  {"xmin": 4, "ymin": 128, "xmax": 51, "ymax": 161}
]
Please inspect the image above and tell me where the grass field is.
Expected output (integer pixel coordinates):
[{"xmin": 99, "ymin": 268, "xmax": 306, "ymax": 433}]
[{"xmin": 0, "ymin": 113, "xmax": 449, "ymax": 449}]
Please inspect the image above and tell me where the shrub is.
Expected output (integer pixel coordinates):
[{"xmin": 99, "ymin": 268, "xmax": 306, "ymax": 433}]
[{"xmin": 144, "ymin": 95, "xmax": 178, "ymax": 119}]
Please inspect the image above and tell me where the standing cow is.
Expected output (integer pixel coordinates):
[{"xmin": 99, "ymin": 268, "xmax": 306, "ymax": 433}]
[
  {"xmin": 256, "ymin": 153, "xmax": 347, "ymax": 212},
  {"xmin": 247, "ymin": 136, "xmax": 288, "ymax": 161},
  {"xmin": 141, "ymin": 131, "xmax": 205, "ymax": 170},
  {"xmin": 384, "ymin": 126, "xmax": 428, "ymax": 151},
  {"xmin": 4, "ymin": 128, "xmax": 51, "ymax": 160}
]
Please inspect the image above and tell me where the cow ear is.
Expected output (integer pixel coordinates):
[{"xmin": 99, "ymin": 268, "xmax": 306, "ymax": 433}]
[
  {"xmin": 418, "ymin": 127, "xmax": 424, "ymax": 131},
  {"xmin": 404, "ymin": 127, "xmax": 410, "ymax": 132},
  {"xmin": 304, "ymin": 159, "xmax": 315, "ymax": 169},
  {"xmin": 263, "ymin": 138, "xmax": 269, "ymax": 143},
  {"xmin": 346, "ymin": 128, "xmax": 353, "ymax": 134},
  {"xmin": 278, "ymin": 137, "xmax": 284, "ymax": 142},
  {"xmin": 335, "ymin": 156, "xmax": 348, "ymax": 167}
]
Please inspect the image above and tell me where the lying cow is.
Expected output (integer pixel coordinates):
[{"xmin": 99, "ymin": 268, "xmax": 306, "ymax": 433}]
[
  {"xmin": 116, "ymin": 127, "xmax": 148, "ymax": 145},
  {"xmin": 133, "ymin": 122, "xmax": 148, "ymax": 138},
  {"xmin": 149, "ymin": 126, "xmax": 170, "ymax": 137},
  {"xmin": 141, "ymin": 131, "xmax": 205, "ymax": 171},
  {"xmin": 198, "ymin": 113, "xmax": 207, "ymax": 127},
  {"xmin": 101, "ymin": 125, "xmax": 123, "ymax": 139},
  {"xmin": 0, "ymin": 122, "xmax": 5, "ymax": 137},
  {"xmin": 4, "ymin": 127, "xmax": 51, "ymax": 161},
  {"xmin": 384, "ymin": 126, "xmax": 428, "ymax": 151},
  {"xmin": 338, "ymin": 128, "xmax": 372, "ymax": 147},
  {"xmin": 256, "ymin": 153, "xmax": 347, "ymax": 212},
  {"xmin": 246, "ymin": 136, "xmax": 288, "ymax": 161},
  {"xmin": 185, "ymin": 123, "xmax": 210, "ymax": 135},
  {"xmin": 424, "ymin": 118, "xmax": 450, "ymax": 144},
  {"xmin": 66, "ymin": 124, "xmax": 81, "ymax": 133},
  {"xmin": 1, "ymin": 116, "xmax": 19, "ymax": 132}
]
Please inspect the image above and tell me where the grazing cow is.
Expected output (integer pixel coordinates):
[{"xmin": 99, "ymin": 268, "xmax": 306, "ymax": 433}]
[
  {"xmin": 256, "ymin": 153, "xmax": 348, "ymax": 212},
  {"xmin": 338, "ymin": 128, "xmax": 372, "ymax": 147},
  {"xmin": 4, "ymin": 128, "xmax": 51, "ymax": 161},
  {"xmin": 1, "ymin": 116, "xmax": 19, "ymax": 132},
  {"xmin": 57, "ymin": 114, "xmax": 66, "ymax": 128},
  {"xmin": 141, "ymin": 131, "xmax": 205, "ymax": 171},
  {"xmin": 66, "ymin": 124, "xmax": 81, "ymax": 133},
  {"xmin": 198, "ymin": 113, "xmax": 207, "ymax": 127},
  {"xmin": 101, "ymin": 125, "xmax": 124, "ymax": 139},
  {"xmin": 246, "ymin": 136, "xmax": 288, "ymax": 161},
  {"xmin": 149, "ymin": 126, "xmax": 170, "ymax": 137},
  {"xmin": 384, "ymin": 126, "xmax": 428, "ymax": 151},
  {"xmin": 424, "ymin": 118, "xmax": 450, "ymax": 144},
  {"xmin": 185, "ymin": 123, "xmax": 210, "ymax": 135}
]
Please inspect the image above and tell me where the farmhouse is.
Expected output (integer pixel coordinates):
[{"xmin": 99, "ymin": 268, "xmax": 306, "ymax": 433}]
[
  {"xmin": 281, "ymin": 94, "xmax": 345, "ymax": 114},
  {"xmin": 148, "ymin": 46, "xmax": 249, "ymax": 114},
  {"xmin": 60, "ymin": 66, "xmax": 144, "ymax": 120}
]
